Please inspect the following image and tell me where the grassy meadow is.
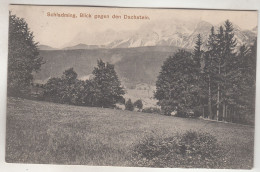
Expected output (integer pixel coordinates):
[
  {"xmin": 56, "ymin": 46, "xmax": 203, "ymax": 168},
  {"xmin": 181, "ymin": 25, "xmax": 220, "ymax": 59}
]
[{"xmin": 6, "ymin": 97, "xmax": 254, "ymax": 168}]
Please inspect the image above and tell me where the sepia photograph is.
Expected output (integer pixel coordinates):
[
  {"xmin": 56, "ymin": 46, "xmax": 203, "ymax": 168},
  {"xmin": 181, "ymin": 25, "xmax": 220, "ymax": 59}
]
[{"xmin": 5, "ymin": 4, "xmax": 258, "ymax": 169}]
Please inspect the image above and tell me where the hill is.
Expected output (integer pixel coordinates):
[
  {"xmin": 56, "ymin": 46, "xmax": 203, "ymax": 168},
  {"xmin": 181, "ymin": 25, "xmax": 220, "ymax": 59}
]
[
  {"xmin": 6, "ymin": 97, "xmax": 254, "ymax": 168},
  {"xmin": 34, "ymin": 46, "xmax": 181, "ymax": 85},
  {"xmin": 63, "ymin": 44, "xmax": 105, "ymax": 50},
  {"xmin": 38, "ymin": 44, "xmax": 57, "ymax": 50}
]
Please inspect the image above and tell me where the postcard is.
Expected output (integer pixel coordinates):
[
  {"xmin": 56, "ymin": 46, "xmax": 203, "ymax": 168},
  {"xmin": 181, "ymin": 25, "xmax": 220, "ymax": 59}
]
[{"xmin": 6, "ymin": 5, "xmax": 257, "ymax": 169}]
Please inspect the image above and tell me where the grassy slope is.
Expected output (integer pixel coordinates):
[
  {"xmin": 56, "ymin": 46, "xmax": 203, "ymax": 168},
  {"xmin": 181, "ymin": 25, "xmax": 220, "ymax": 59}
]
[{"xmin": 6, "ymin": 97, "xmax": 254, "ymax": 168}]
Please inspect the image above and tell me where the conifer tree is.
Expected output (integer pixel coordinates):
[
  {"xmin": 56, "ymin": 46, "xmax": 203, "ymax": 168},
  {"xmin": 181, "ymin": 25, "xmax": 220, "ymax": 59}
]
[
  {"xmin": 215, "ymin": 26, "xmax": 225, "ymax": 121},
  {"xmin": 125, "ymin": 99, "xmax": 134, "ymax": 111},
  {"xmin": 204, "ymin": 26, "xmax": 218, "ymax": 119},
  {"xmin": 193, "ymin": 34, "xmax": 203, "ymax": 68},
  {"xmin": 227, "ymin": 43, "xmax": 256, "ymax": 124},
  {"xmin": 93, "ymin": 60, "xmax": 125, "ymax": 108},
  {"xmin": 222, "ymin": 20, "xmax": 237, "ymax": 121},
  {"xmin": 193, "ymin": 34, "xmax": 206, "ymax": 116}
]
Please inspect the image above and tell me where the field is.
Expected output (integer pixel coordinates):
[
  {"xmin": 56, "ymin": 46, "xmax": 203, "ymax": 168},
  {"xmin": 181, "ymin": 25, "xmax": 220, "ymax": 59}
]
[
  {"xmin": 124, "ymin": 84, "xmax": 157, "ymax": 108},
  {"xmin": 6, "ymin": 97, "xmax": 254, "ymax": 168}
]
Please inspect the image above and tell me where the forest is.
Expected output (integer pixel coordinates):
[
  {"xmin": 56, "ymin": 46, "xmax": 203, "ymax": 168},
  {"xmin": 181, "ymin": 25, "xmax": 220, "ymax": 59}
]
[{"xmin": 155, "ymin": 20, "xmax": 256, "ymax": 125}]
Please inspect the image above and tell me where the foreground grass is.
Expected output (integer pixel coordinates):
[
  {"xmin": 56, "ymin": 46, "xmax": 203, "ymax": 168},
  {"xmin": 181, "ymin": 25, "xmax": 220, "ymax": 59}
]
[{"xmin": 6, "ymin": 97, "xmax": 254, "ymax": 168}]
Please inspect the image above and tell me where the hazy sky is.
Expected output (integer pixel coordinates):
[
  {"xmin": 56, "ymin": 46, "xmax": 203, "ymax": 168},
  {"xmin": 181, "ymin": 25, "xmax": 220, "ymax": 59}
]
[{"xmin": 10, "ymin": 5, "xmax": 258, "ymax": 48}]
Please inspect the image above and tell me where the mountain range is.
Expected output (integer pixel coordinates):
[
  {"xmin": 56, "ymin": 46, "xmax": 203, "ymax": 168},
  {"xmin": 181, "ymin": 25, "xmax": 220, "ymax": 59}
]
[
  {"xmin": 39, "ymin": 20, "xmax": 257, "ymax": 51},
  {"xmin": 36, "ymin": 20, "xmax": 257, "ymax": 87}
]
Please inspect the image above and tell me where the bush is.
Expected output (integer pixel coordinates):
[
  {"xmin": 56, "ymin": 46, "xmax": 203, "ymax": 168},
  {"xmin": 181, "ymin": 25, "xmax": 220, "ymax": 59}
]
[
  {"xmin": 133, "ymin": 99, "xmax": 143, "ymax": 111},
  {"xmin": 130, "ymin": 130, "xmax": 227, "ymax": 168},
  {"xmin": 142, "ymin": 107, "xmax": 161, "ymax": 114},
  {"xmin": 125, "ymin": 99, "xmax": 134, "ymax": 111}
]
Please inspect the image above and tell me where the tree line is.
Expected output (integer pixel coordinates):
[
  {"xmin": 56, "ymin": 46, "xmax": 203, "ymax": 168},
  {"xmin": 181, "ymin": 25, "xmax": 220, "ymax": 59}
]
[
  {"xmin": 155, "ymin": 20, "xmax": 256, "ymax": 125},
  {"xmin": 43, "ymin": 60, "xmax": 125, "ymax": 108}
]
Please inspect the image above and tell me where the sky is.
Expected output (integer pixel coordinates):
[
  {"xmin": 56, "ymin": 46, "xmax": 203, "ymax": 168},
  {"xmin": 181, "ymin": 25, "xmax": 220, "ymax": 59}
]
[{"xmin": 9, "ymin": 5, "xmax": 258, "ymax": 48}]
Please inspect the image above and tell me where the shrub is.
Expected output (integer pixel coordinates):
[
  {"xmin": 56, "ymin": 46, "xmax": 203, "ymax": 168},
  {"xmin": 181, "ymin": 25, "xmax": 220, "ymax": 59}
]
[
  {"xmin": 142, "ymin": 107, "xmax": 161, "ymax": 114},
  {"xmin": 130, "ymin": 130, "xmax": 227, "ymax": 168},
  {"xmin": 125, "ymin": 99, "xmax": 134, "ymax": 111},
  {"xmin": 133, "ymin": 99, "xmax": 143, "ymax": 111}
]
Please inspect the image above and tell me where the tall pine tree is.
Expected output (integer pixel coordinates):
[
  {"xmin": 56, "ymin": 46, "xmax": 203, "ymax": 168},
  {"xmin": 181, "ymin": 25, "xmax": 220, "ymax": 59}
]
[
  {"xmin": 204, "ymin": 26, "xmax": 219, "ymax": 119},
  {"xmin": 222, "ymin": 20, "xmax": 237, "ymax": 121},
  {"xmin": 193, "ymin": 34, "xmax": 207, "ymax": 117}
]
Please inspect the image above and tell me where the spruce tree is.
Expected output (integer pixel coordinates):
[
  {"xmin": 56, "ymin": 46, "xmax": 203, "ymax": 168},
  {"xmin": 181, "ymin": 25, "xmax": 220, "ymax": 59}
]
[
  {"xmin": 204, "ymin": 26, "xmax": 218, "ymax": 119},
  {"xmin": 193, "ymin": 34, "xmax": 206, "ymax": 117},
  {"xmin": 203, "ymin": 22, "xmax": 237, "ymax": 121},
  {"xmin": 215, "ymin": 26, "xmax": 225, "ymax": 121},
  {"xmin": 227, "ymin": 43, "xmax": 256, "ymax": 124},
  {"xmin": 92, "ymin": 60, "xmax": 125, "ymax": 108},
  {"xmin": 193, "ymin": 34, "xmax": 203, "ymax": 68},
  {"xmin": 222, "ymin": 20, "xmax": 237, "ymax": 121}
]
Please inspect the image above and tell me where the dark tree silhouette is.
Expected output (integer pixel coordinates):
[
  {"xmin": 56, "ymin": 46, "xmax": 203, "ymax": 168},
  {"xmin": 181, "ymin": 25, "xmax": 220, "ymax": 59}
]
[
  {"xmin": 43, "ymin": 77, "xmax": 63, "ymax": 102},
  {"xmin": 43, "ymin": 68, "xmax": 78, "ymax": 104},
  {"xmin": 125, "ymin": 99, "xmax": 134, "ymax": 111},
  {"xmin": 134, "ymin": 99, "xmax": 143, "ymax": 111},
  {"xmin": 43, "ymin": 61, "xmax": 125, "ymax": 108},
  {"xmin": 92, "ymin": 60, "xmax": 125, "ymax": 108},
  {"xmin": 8, "ymin": 12, "xmax": 44, "ymax": 96},
  {"xmin": 193, "ymin": 34, "xmax": 203, "ymax": 67},
  {"xmin": 154, "ymin": 50, "xmax": 201, "ymax": 116}
]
